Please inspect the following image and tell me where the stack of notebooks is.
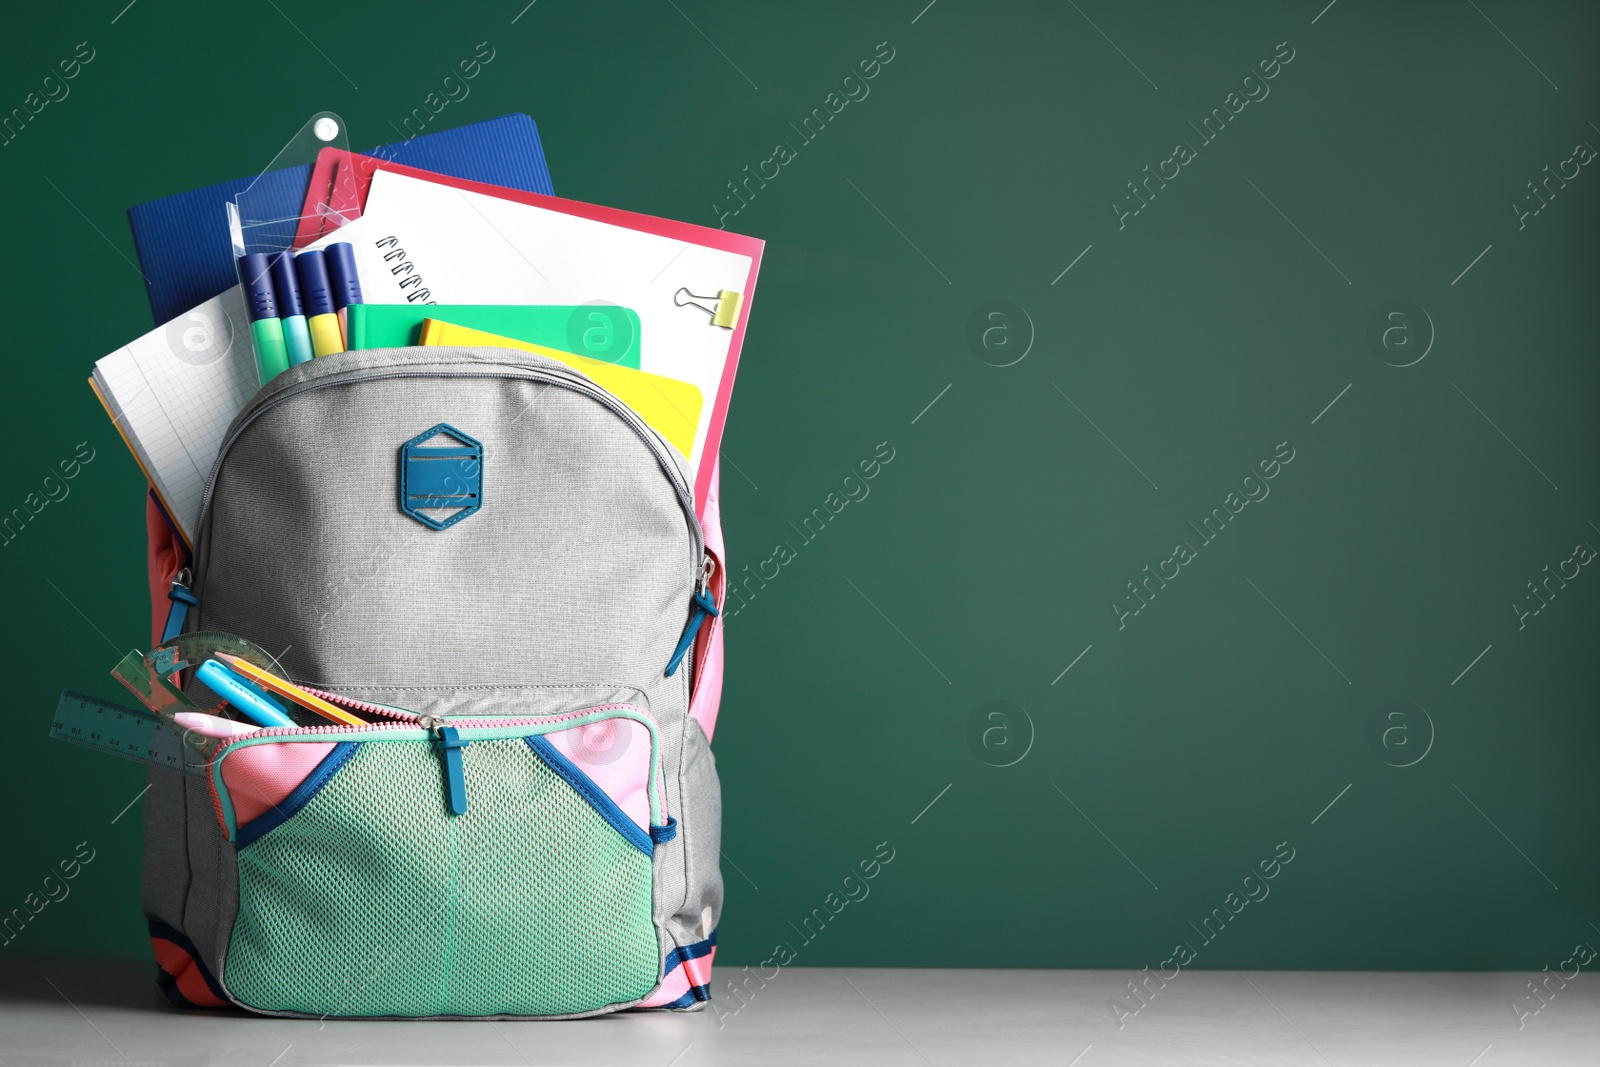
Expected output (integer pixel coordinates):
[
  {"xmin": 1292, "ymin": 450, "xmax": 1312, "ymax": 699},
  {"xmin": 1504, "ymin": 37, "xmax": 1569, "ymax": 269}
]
[{"xmin": 93, "ymin": 112, "xmax": 763, "ymax": 546}]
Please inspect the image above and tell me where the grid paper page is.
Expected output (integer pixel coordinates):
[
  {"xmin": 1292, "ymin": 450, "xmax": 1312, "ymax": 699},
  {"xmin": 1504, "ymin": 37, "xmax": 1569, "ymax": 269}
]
[{"xmin": 92, "ymin": 287, "xmax": 258, "ymax": 541}]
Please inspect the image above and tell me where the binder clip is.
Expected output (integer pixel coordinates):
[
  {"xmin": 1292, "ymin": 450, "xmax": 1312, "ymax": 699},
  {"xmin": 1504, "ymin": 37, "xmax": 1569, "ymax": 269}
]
[{"xmin": 674, "ymin": 287, "xmax": 743, "ymax": 329}]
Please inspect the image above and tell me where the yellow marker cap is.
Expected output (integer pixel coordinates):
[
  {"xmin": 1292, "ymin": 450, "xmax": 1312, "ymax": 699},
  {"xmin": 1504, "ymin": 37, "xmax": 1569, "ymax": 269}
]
[{"xmin": 308, "ymin": 313, "xmax": 344, "ymax": 357}]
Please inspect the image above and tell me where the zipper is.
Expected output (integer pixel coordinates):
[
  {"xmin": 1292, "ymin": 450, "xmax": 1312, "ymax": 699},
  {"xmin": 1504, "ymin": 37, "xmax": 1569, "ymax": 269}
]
[
  {"xmin": 300, "ymin": 685, "xmax": 416, "ymax": 722},
  {"xmin": 216, "ymin": 696, "xmax": 666, "ymax": 822},
  {"xmin": 217, "ymin": 687, "xmax": 662, "ymax": 736},
  {"xmin": 161, "ymin": 569, "xmax": 197, "ymax": 644},
  {"xmin": 664, "ymin": 556, "xmax": 718, "ymax": 677},
  {"xmin": 417, "ymin": 715, "xmax": 469, "ymax": 815}
]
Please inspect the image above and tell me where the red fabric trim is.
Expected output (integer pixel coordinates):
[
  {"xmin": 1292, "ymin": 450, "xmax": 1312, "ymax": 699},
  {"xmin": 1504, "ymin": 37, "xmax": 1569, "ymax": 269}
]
[
  {"xmin": 145, "ymin": 490, "xmax": 188, "ymax": 647},
  {"xmin": 150, "ymin": 937, "xmax": 229, "ymax": 1008}
]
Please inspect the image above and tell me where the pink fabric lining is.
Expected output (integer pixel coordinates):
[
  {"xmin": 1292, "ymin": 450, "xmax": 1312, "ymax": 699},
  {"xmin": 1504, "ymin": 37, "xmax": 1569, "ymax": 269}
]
[
  {"xmin": 220, "ymin": 742, "xmax": 338, "ymax": 827},
  {"xmin": 639, "ymin": 946, "xmax": 716, "ymax": 1007},
  {"xmin": 212, "ymin": 706, "xmax": 662, "ymax": 837},
  {"xmin": 543, "ymin": 718, "xmax": 653, "ymax": 834},
  {"xmin": 688, "ymin": 461, "xmax": 726, "ymax": 743}
]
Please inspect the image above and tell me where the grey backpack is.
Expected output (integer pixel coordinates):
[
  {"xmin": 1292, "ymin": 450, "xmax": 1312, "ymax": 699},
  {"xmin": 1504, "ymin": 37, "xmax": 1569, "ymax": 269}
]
[{"xmin": 142, "ymin": 345, "xmax": 725, "ymax": 1018}]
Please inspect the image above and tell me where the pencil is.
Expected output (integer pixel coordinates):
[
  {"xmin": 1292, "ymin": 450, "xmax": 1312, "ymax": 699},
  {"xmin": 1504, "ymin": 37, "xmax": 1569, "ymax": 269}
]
[{"xmin": 213, "ymin": 653, "xmax": 366, "ymax": 727}]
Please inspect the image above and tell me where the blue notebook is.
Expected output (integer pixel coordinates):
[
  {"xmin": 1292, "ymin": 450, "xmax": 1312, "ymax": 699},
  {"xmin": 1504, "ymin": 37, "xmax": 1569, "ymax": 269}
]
[{"xmin": 127, "ymin": 113, "xmax": 555, "ymax": 325}]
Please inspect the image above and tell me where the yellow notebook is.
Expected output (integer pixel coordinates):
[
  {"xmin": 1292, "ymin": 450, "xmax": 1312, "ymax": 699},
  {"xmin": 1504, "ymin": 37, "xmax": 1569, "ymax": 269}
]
[{"xmin": 419, "ymin": 319, "xmax": 703, "ymax": 459}]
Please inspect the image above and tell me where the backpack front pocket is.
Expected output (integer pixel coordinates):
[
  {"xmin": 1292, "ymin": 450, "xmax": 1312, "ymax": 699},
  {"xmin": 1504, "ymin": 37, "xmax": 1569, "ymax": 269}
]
[{"xmin": 210, "ymin": 709, "xmax": 668, "ymax": 1018}]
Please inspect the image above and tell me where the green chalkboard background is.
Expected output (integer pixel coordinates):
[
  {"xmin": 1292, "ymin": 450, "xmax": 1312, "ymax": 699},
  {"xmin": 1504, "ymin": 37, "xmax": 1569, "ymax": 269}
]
[{"xmin": 3, "ymin": 0, "xmax": 1597, "ymax": 972}]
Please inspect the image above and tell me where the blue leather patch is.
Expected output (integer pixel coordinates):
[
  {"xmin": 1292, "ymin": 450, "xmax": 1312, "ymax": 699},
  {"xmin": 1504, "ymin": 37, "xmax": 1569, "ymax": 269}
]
[{"xmin": 400, "ymin": 424, "xmax": 483, "ymax": 530}]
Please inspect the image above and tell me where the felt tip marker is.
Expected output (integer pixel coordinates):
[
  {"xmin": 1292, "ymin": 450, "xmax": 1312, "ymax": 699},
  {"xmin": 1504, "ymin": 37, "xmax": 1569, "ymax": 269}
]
[
  {"xmin": 173, "ymin": 711, "xmax": 259, "ymax": 740},
  {"xmin": 269, "ymin": 252, "xmax": 314, "ymax": 366},
  {"xmin": 294, "ymin": 249, "xmax": 344, "ymax": 357},
  {"xmin": 236, "ymin": 253, "xmax": 289, "ymax": 385},
  {"xmin": 325, "ymin": 242, "xmax": 364, "ymax": 348},
  {"xmin": 196, "ymin": 659, "xmax": 297, "ymax": 728}
]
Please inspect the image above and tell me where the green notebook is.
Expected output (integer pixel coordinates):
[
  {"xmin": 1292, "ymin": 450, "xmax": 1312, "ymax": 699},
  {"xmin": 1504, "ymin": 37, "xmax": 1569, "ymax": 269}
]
[{"xmin": 346, "ymin": 304, "xmax": 641, "ymax": 368}]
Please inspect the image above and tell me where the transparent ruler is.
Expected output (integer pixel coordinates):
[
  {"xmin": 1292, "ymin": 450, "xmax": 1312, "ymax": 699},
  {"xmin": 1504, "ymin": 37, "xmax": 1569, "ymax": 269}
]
[{"xmin": 49, "ymin": 689, "xmax": 208, "ymax": 778}]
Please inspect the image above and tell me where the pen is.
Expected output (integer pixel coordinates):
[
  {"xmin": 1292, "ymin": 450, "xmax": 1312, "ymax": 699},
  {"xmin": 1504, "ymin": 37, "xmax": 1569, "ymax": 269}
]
[
  {"xmin": 294, "ymin": 249, "xmax": 344, "ymax": 357},
  {"xmin": 326, "ymin": 242, "xmax": 363, "ymax": 349},
  {"xmin": 269, "ymin": 252, "xmax": 314, "ymax": 366},
  {"xmin": 196, "ymin": 659, "xmax": 297, "ymax": 728},
  {"xmin": 214, "ymin": 652, "xmax": 366, "ymax": 727},
  {"xmin": 236, "ymin": 253, "xmax": 289, "ymax": 385}
]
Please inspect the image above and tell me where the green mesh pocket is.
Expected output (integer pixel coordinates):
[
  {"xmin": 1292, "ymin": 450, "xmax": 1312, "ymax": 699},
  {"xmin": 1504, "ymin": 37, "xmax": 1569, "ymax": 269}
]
[{"xmin": 223, "ymin": 736, "xmax": 659, "ymax": 1017}]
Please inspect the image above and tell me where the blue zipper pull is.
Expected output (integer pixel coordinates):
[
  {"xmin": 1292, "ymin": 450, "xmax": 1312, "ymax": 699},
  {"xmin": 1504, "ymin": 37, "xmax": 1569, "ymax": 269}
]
[
  {"xmin": 423, "ymin": 718, "xmax": 470, "ymax": 815},
  {"xmin": 665, "ymin": 559, "xmax": 719, "ymax": 677},
  {"xmin": 161, "ymin": 568, "xmax": 196, "ymax": 644}
]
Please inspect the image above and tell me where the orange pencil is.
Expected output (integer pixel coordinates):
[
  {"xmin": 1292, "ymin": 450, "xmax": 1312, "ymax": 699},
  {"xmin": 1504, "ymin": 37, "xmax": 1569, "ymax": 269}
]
[{"xmin": 214, "ymin": 653, "xmax": 365, "ymax": 727}]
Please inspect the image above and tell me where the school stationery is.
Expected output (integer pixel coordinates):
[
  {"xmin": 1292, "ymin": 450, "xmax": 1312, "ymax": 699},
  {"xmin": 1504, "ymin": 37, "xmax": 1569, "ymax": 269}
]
[
  {"xmin": 314, "ymin": 162, "xmax": 762, "ymax": 516},
  {"xmin": 151, "ymin": 629, "xmax": 297, "ymax": 680},
  {"xmin": 345, "ymin": 303, "xmax": 642, "ymax": 367},
  {"xmin": 231, "ymin": 111, "xmax": 353, "ymax": 262},
  {"xmin": 291, "ymin": 115, "xmax": 555, "ymax": 250},
  {"xmin": 195, "ymin": 660, "xmax": 297, "ymax": 728},
  {"xmin": 50, "ymin": 690, "xmax": 209, "ymax": 778},
  {"xmin": 96, "ymin": 152, "xmax": 763, "ymax": 539},
  {"xmin": 674, "ymin": 288, "xmax": 743, "ymax": 329},
  {"xmin": 235, "ymin": 254, "xmax": 288, "ymax": 385},
  {"xmin": 326, "ymin": 242, "xmax": 362, "ymax": 309},
  {"xmin": 418, "ymin": 319, "xmax": 703, "ymax": 458},
  {"xmin": 173, "ymin": 710, "xmax": 260, "ymax": 740},
  {"xmin": 269, "ymin": 253, "xmax": 313, "ymax": 366},
  {"xmin": 325, "ymin": 242, "xmax": 362, "ymax": 346},
  {"xmin": 90, "ymin": 291, "xmax": 262, "ymax": 548},
  {"xmin": 90, "ymin": 216, "xmax": 379, "ymax": 545},
  {"xmin": 213, "ymin": 652, "xmax": 365, "ymax": 727},
  {"xmin": 300, "ymin": 152, "xmax": 361, "ymax": 248},
  {"xmin": 293, "ymin": 250, "xmax": 343, "ymax": 358},
  {"xmin": 110, "ymin": 631, "xmax": 293, "ymax": 724},
  {"xmin": 129, "ymin": 114, "xmax": 555, "ymax": 325},
  {"xmin": 111, "ymin": 648, "xmax": 200, "ymax": 725}
]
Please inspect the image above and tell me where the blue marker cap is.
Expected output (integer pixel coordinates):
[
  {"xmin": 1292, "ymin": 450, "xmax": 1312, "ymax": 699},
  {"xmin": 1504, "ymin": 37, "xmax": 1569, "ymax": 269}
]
[
  {"xmin": 326, "ymin": 243, "xmax": 363, "ymax": 311},
  {"xmin": 268, "ymin": 253, "xmax": 304, "ymax": 318},
  {"xmin": 294, "ymin": 250, "xmax": 335, "ymax": 317},
  {"xmin": 236, "ymin": 254, "xmax": 278, "ymax": 323}
]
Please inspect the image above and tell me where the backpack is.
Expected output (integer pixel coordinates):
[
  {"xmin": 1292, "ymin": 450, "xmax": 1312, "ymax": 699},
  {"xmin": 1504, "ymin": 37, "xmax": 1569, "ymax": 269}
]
[{"xmin": 139, "ymin": 344, "xmax": 728, "ymax": 1018}]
